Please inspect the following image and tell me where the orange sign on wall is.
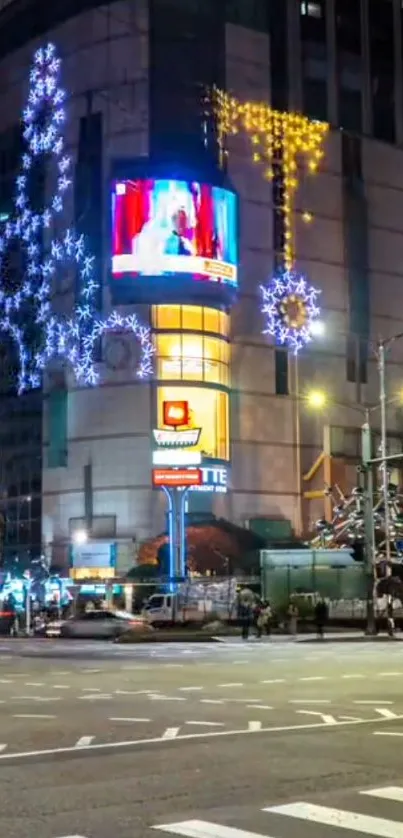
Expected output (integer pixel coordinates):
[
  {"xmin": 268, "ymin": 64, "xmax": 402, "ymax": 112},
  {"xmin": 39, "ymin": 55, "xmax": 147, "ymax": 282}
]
[
  {"xmin": 152, "ymin": 468, "xmax": 202, "ymax": 488},
  {"xmin": 163, "ymin": 400, "xmax": 189, "ymax": 427}
]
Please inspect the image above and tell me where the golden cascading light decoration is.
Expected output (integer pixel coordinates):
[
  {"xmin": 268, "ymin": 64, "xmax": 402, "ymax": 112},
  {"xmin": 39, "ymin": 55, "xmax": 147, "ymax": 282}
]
[{"xmin": 214, "ymin": 89, "xmax": 329, "ymax": 271}]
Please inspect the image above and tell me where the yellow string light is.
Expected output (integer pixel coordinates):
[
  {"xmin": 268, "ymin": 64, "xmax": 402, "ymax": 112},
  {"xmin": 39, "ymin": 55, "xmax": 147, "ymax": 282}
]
[{"xmin": 214, "ymin": 90, "xmax": 329, "ymax": 271}]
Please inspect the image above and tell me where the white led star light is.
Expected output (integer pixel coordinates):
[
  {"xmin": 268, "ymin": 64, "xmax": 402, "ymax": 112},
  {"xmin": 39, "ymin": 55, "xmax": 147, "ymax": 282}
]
[
  {"xmin": 0, "ymin": 42, "xmax": 154, "ymax": 393},
  {"xmin": 260, "ymin": 270, "xmax": 321, "ymax": 354}
]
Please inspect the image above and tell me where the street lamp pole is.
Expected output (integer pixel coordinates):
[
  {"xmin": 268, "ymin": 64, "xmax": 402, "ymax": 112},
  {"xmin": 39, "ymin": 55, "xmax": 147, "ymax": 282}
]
[
  {"xmin": 361, "ymin": 409, "xmax": 376, "ymax": 634},
  {"xmin": 378, "ymin": 341, "xmax": 391, "ymax": 566}
]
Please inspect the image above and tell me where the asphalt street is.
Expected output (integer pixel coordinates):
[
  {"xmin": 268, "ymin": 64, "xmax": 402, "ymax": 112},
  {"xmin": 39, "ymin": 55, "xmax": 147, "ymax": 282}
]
[{"xmin": 2, "ymin": 637, "xmax": 403, "ymax": 837}]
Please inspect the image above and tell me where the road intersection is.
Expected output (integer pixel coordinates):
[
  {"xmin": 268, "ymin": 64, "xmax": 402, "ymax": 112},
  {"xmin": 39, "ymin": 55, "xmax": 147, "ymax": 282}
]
[{"xmin": 2, "ymin": 638, "xmax": 403, "ymax": 836}]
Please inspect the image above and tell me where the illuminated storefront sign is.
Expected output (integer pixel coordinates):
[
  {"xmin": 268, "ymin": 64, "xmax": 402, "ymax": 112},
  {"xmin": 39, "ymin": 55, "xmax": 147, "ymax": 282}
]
[
  {"xmin": 152, "ymin": 468, "xmax": 202, "ymax": 487},
  {"xmin": 163, "ymin": 400, "xmax": 189, "ymax": 427},
  {"xmin": 69, "ymin": 542, "xmax": 116, "ymax": 580},
  {"xmin": 189, "ymin": 466, "xmax": 228, "ymax": 494},
  {"xmin": 152, "ymin": 428, "xmax": 201, "ymax": 447},
  {"xmin": 152, "ymin": 449, "xmax": 202, "ymax": 467}
]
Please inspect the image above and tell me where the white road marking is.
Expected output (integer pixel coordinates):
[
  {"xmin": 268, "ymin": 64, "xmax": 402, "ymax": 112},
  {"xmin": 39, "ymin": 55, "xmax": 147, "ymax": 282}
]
[
  {"xmin": 297, "ymin": 711, "xmax": 337, "ymax": 725},
  {"xmin": 299, "ymin": 676, "xmax": 327, "ymax": 681},
  {"xmin": 247, "ymin": 705, "xmax": 273, "ymax": 710},
  {"xmin": 260, "ymin": 679, "xmax": 285, "ymax": 684},
  {"xmin": 186, "ymin": 721, "xmax": 224, "ymax": 727},
  {"xmin": 0, "ymin": 679, "xmax": 13, "ymax": 683},
  {"xmin": 373, "ymin": 731, "xmax": 403, "ymax": 737},
  {"xmin": 289, "ymin": 699, "xmax": 331, "ymax": 704},
  {"xmin": 80, "ymin": 694, "xmax": 112, "ymax": 701},
  {"xmin": 361, "ymin": 786, "xmax": 403, "ymax": 802},
  {"xmin": 265, "ymin": 800, "xmax": 403, "ymax": 836},
  {"xmin": 25, "ymin": 682, "xmax": 44, "ymax": 687},
  {"xmin": 13, "ymin": 714, "xmax": 56, "ymax": 719},
  {"xmin": 82, "ymin": 669, "xmax": 102, "ymax": 673},
  {"xmin": 0, "ymin": 745, "xmax": 6, "ymax": 752},
  {"xmin": 0, "ymin": 712, "xmax": 398, "ymax": 762},
  {"xmin": 354, "ymin": 700, "xmax": 394, "ymax": 705},
  {"xmin": 162, "ymin": 727, "xmax": 180, "ymax": 740},
  {"xmin": 153, "ymin": 820, "xmax": 268, "ymax": 838},
  {"xmin": 150, "ymin": 695, "xmax": 186, "ymax": 702},
  {"xmin": 116, "ymin": 689, "xmax": 157, "ymax": 696},
  {"xmin": 200, "ymin": 699, "xmax": 225, "ymax": 705},
  {"xmin": 217, "ymin": 683, "xmax": 244, "ymax": 688},
  {"xmin": 82, "ymin": 687, "xmax": 101, "ymax": 692},
  {"xmin": 109, "ymin": 717, "xmax": 151, "ymax": 723},
  {"xmin": 52, "ymin": 685, "xmax": 70, "ymax": 690},
  {"xmin": 75, "ymin": 736, "xmax": 94, "ymax": 748},
  {"xmin": 248, "ymin": 721, "xmax": 262, "ymax": 731},
  {"xmin": 163, "ymin": 664, "xmax": 184, "ymax": 668},
  {"xmin": 179, "ymin": 687, "xmax": 203, "ymax": 692},
  {"xmin": 375, "ymin": 708, "xmax": 398, "ymax": 719},
  {"xmin": 377, "ymin": 672, "xmax": 402, "ymax": 677}
]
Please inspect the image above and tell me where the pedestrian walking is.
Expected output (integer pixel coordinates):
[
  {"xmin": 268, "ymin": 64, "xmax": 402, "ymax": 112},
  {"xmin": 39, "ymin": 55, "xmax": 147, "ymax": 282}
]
[
  {"xmin": 254, "ymin": 599, "xmax": 264, "ymax": 638},
  {"xmin": 240, "ymin": 602, "xmax": 253, "ymax": 639},
  {"xmin": 314, "ymin": 597, "xmax": 328, "ymax": 639},
  {"xmin": 287, "ymin": 601, "xmax": 299, "ymax": 637},
  {"xmin": 257, "ymin": 601, "xmax": 272, "ymax": 637}
]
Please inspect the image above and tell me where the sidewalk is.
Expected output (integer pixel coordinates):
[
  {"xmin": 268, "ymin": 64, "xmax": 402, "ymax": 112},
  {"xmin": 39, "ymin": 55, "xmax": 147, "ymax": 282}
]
[{"xmin": 214, "ymin": 631, "xmax": 403, "ymax": 643}]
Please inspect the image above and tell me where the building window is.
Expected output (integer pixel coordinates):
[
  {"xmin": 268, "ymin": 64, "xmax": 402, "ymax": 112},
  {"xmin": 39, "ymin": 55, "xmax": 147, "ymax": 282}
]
[
  {"xmin": 157, "ymin": 385, "xmax": 229, "ymax": 460},
  {"xmin": 269, "ymin": 0, "xmax": 288, "ymax": 110},
  {"xmin": 152, "ymin": 305, "xmax": 229, "ymax": 336},
  {"xmin": 300, "ymin": 0, "xmax": 328, "ymax": 121},
  {"xmin": 275, "ymin": 349, "xmax": 289, "ymax": 396},
  {"xmin": 149, "ymin": 0, "xmax": 224, "ymax": 165},
  {"xmin": 335, "ymin": 0, "xmax": 362, "ymax": 133},
  {"xmin": 369, "ymin": 0, "xmax": 395, "ymax": 144},
  {"xmin": 155, "ymin": 332, "xmax": 230, "ymax": 386},
  {"xmin": 301, "ymin": 2, "xmax": 323, "ymax": 19}
]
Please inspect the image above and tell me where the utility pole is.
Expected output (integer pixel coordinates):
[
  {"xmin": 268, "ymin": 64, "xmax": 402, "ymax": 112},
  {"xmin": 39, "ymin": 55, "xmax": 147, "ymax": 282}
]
[{"xmin": 361, "ymin": 412, "xmax": 376, "ymax": 634}]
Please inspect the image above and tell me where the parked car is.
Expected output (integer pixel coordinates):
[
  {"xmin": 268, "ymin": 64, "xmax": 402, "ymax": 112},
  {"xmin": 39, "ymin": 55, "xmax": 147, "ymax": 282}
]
[{"xmin": 59, "ymin": 610, "xmax": 148, "ymax": 639}]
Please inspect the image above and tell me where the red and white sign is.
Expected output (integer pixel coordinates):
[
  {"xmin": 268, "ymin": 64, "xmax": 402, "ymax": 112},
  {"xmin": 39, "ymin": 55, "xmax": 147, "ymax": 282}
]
[
  {"xmin": 163, "ymin": 400, "xmax": 189, "ymax": 427},
  {"xmin": 152, "ymin": 468, "xmax": 202, "ymax": 488},
  {"xmin": 152, "ymin": 428, "xmax": 201, "ymax": 448}
]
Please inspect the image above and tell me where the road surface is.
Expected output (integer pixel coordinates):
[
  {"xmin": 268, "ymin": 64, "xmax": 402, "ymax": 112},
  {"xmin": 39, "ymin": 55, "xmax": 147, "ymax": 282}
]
[{"xmin": 1, "ymin": 637, "xmax": 403, "ymax": 837}]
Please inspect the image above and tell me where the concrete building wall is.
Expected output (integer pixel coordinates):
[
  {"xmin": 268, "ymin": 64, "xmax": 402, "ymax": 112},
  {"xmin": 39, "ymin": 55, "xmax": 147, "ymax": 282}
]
[{"xmin": 0, "ymin": 1, "xmax": 402, "ymax": 559}]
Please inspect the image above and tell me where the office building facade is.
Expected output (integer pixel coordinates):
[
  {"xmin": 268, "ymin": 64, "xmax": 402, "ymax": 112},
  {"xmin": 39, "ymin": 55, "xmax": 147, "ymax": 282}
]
[{"xmin": 0, "ymin": 0, "xmax": 401, "ymax": 573}]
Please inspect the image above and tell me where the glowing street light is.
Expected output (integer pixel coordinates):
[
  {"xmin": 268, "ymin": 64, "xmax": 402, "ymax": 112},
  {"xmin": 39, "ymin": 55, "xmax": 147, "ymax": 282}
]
[
  {"xmin": 306, "ymin": 389, "xmax": 327, "ymax": 409},
  {"xmin": 309, "ymin": 319, "xmax": 325, "ymax": 337}
]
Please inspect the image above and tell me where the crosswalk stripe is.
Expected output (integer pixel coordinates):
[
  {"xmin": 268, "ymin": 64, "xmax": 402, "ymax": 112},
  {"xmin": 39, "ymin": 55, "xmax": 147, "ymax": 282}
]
[
  {"xmin": 361, "ymin": 786, "xmax": 403, "ymax": 803},
  {"xmin": 265, "ymin": 801, "xmax": 403, "ymax": 836},
  {"xmin": 153, "ymin": 819, "xmax": 273, "ymax": 838}
]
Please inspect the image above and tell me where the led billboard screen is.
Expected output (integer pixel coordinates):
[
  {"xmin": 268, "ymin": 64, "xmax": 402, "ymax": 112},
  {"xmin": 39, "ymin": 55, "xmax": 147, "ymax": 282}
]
[{"xmin": 111, "ymin": 179, "xmax": 237, "ymax": 287}]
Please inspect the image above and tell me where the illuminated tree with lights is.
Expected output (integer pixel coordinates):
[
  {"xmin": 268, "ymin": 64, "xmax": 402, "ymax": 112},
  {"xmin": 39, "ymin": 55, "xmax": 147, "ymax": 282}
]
[{"xmin": 0, "ymin": 43, "xmax": 154, "ymax": 394}]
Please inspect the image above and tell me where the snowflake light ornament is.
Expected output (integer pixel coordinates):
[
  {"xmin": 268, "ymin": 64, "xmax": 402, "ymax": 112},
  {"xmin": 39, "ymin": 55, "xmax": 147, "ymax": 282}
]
[
  {"xmin": 0, "ymin": 42, "xmax": 154, "ymax": 393},
  {"xmin": 260, "ymin": 270, "xmax": 321, "ymax": 354}
]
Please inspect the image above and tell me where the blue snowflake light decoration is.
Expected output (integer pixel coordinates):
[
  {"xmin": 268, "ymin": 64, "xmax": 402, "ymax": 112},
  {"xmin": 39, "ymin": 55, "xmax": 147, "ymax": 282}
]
[
  {"xmin": 0, "ymin": 42, "xmax": 154, "ymax": 393},
  {"xmin": 260, "ymin": 270, "xmax": 321, "ymax": 354}
]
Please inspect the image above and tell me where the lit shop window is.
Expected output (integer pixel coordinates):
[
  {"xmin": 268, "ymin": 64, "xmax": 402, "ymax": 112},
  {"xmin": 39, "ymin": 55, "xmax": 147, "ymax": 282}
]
[
  {"xmin": 152, "ymin": 305, "xmax": 229, "ymax": 337},
  {"xmin": 157, "ymin": 386, "xmax": 229, "ymax": 461},
  {"xmin": 155, "ymin": 332, "xmax": 230, "ymax": 386}
]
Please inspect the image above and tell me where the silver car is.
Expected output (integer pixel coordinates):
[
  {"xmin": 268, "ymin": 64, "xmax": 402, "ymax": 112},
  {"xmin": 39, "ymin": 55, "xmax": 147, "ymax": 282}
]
[{"xmin": 59, "ymin": 609, "xmax": 147, "ymax": 639}]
